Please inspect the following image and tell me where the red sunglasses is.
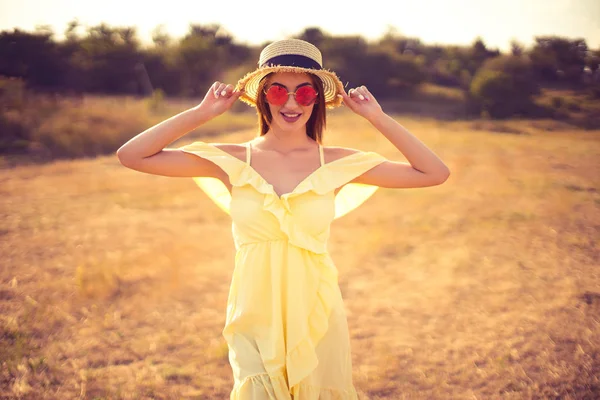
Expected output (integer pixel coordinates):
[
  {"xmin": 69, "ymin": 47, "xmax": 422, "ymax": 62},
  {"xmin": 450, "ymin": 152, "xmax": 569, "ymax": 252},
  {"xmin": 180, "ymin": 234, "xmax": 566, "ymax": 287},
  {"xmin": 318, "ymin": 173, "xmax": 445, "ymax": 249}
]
[{"xmin": 264, "ymin": 85, "xmax": 318, "ymax": 106}]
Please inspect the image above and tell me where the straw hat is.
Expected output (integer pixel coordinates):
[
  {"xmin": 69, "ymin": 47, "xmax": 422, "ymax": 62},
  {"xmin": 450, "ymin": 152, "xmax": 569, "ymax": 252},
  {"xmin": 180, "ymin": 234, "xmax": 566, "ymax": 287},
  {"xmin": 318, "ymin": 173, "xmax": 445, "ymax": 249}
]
[{"xmin": 235, "ymin": 39, "xmax": 344, "ymax": 108}]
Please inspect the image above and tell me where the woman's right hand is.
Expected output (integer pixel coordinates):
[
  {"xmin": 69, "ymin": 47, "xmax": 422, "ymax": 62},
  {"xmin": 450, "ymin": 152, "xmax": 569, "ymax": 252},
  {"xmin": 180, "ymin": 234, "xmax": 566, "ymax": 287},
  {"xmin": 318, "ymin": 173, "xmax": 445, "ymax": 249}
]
[{"xmin": 195, "ymin": 81, "xmax": 243, "ymax": 118}]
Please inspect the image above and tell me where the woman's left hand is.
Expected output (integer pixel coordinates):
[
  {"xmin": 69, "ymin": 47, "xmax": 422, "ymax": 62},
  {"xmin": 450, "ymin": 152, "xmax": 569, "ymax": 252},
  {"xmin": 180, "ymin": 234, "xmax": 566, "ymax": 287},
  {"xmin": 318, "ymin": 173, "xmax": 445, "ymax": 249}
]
[{"xmin": 339, "ymin": 86, "xmax": 383, "ymax": 121}]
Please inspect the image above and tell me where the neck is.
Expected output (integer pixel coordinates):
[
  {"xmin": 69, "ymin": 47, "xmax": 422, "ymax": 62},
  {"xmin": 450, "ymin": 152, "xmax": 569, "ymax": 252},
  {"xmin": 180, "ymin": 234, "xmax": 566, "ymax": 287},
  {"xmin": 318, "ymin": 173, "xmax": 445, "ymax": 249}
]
[{"xmin": 261, "ymin": 127, "xmax": 314, "ymax": 149}]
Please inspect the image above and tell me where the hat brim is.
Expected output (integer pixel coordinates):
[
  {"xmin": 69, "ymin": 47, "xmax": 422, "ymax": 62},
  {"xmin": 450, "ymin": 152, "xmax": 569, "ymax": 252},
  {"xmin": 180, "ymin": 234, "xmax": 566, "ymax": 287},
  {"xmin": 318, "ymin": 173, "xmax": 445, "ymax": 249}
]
[{"xmin": 235, "ymin": 66, "xmax": 344, "ymax": 109}]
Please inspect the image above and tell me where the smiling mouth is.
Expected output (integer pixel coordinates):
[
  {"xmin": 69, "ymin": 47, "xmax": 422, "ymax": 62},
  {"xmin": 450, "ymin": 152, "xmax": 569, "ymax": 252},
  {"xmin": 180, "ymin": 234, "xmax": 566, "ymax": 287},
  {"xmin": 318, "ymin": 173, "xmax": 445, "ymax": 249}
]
[{"xmin": 280, "ymin": 112, "xmax": 302, "ymax": 122}]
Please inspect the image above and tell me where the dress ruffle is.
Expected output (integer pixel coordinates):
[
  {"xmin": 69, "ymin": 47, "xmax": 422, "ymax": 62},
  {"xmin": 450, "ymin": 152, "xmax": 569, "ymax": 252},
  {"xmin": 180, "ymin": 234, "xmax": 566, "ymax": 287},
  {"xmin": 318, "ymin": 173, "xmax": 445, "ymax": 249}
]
[
  {"xmin": 179, "ymin": 141, "xmax": 383, "ymax": 398},
  {"xmin": 231, "ymin": 372, "xmax": 358, "ymax": 400},
  {"xmin": 286, "ymin": 254, "xmax": 338, "ymax": 391},
  {"xmin": 179, "ymin": 141, "xmax": 387, "ymax": 227},
  {"xmin": 231, "ymin": 165, "xmax": 330, "ymax": 254}
]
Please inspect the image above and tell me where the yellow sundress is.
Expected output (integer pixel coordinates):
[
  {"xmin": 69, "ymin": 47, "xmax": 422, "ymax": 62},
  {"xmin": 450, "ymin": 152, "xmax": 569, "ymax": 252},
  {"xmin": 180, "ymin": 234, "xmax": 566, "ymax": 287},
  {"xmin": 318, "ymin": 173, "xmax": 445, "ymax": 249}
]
[{"xmin": 179, "ymin": 141, "xmax": 387, "ymax": 400}]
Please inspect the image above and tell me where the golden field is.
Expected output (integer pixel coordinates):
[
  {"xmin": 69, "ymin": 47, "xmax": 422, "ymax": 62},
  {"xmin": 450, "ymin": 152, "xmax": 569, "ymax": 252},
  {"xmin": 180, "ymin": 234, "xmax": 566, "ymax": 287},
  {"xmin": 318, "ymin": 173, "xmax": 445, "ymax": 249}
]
[{"xmin": 1, "ymin": 106, "xmax": 599, "ymax": 399}]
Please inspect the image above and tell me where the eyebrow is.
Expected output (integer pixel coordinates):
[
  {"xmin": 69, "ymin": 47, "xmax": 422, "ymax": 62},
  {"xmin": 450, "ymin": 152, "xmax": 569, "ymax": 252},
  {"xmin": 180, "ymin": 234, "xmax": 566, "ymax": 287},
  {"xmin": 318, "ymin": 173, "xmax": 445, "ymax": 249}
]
[{"xmin": 271, "ymin": 82, "xmax": 313, "ymax": 90}]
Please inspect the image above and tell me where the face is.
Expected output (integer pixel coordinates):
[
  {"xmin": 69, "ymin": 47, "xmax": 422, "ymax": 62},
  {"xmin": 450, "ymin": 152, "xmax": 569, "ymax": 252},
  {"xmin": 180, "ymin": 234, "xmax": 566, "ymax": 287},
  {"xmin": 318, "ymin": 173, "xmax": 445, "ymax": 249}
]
[{"xmin": 264, "ymin": 72, "xmax": 317, "ymax": 132}]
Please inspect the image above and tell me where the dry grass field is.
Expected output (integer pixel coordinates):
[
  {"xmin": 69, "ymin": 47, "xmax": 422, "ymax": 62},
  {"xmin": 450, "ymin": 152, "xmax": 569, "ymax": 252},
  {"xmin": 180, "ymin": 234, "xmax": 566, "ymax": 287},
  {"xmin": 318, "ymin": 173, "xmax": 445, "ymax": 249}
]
[{"xmin": 1, "ymin": 107, "xmax": 599, "ymax": 399}]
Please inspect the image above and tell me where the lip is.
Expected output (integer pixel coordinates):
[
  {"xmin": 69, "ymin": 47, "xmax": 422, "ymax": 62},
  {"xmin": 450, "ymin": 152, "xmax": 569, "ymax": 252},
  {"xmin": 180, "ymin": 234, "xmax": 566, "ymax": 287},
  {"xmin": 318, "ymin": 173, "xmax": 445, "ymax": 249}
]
[{"xmin": 280, "ymin": 112, "xmax": 302, "ymax": 123}]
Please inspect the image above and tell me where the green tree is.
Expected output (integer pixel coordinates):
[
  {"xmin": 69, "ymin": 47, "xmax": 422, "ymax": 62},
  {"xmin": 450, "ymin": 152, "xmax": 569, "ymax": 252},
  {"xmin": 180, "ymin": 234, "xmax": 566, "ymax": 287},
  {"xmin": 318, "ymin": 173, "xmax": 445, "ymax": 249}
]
[
  {"xmin": 530, "ymin": 36, "xmax": 588, "ymax": 84},
  {"xmin": 469, "ymin": 38, "xmax": 500, "ymax": 73},
  {"xmin": 510, "ymin": 40, "xmax": 525, "ymax": 56},
  {"xmin": 585, "ymin": 48, "xmax": 599, "ymax": 75},
  {"xmin": 0, "ymin": 28, "xmax": 66, "ymax": 90},
  {"xmin": 64, "ymin": 23, "xmax": 144, "ymax": 94},
  {"xmin": 469, "ymin": 55, "xmax": 539, "ymax": 118},
  {"xmin": 319, "ymin": 35, "xmax": 369, "ymax": 89},
  {"xmin": 175, "ymin": 24, "xmax": 252, "ymax": 96},
  {"xmin": 295, "ymin": 27, "xmax": 328, "ymax": 48},
  {"xmin": 364, "ymin": 49, "xmax": 426, "ymax": 96}
]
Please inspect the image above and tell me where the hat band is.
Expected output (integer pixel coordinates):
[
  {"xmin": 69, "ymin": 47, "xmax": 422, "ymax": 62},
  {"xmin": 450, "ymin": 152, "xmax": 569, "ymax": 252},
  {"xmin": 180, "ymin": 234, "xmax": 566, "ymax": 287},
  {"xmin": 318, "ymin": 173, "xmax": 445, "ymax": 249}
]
[{"xmin": 260, "ymin": 54, "xmax": 322, "ymax": 70}]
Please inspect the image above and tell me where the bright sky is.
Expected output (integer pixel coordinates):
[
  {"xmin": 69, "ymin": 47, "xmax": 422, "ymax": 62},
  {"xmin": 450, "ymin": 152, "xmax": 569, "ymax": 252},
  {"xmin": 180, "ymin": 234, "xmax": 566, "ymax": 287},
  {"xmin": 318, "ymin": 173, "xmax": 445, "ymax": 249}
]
[{"xmin": 1, "ymin": 0, "xmax": 598, "ymax": 52}]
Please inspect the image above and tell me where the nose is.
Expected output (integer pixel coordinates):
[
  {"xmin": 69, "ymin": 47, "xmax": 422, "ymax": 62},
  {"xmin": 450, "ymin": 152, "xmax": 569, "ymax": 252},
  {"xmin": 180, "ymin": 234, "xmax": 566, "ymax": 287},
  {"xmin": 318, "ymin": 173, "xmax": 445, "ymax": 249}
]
[{"xmin": 283, "ymin": 92, "xmax": 300, "ymax": 109}]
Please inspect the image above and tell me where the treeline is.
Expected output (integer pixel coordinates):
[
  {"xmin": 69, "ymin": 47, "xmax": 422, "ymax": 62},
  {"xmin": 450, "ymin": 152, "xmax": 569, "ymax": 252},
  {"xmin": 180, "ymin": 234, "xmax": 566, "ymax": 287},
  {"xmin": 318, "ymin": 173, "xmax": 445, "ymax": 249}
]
[{"xmin": 1, "ymin": 22, "xmax": 599, "ymax": 117}]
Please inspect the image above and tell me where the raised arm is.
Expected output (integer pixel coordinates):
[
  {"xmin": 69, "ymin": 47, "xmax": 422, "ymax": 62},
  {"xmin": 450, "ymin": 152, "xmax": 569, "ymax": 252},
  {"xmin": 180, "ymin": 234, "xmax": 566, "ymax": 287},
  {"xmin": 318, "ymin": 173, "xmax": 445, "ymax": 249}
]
[
  {"xmin": 116, "ymin": 82, "xmax": 242, "ymax": 178},
  {"xmin": 340, "ymin": 86, "xmax": 451, "ymax": 189}
]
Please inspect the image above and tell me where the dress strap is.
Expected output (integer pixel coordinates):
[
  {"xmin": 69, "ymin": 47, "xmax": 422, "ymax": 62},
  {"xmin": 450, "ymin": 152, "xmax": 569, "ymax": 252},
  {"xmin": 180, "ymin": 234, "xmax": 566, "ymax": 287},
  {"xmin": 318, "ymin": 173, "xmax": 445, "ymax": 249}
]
[
  {"xmin": 318, "ymin": 144, "xmax": 324, "ymax": 166},
  {"xmin": 245, "ymin": 142, "xmax": 252, "ymax": 165}
]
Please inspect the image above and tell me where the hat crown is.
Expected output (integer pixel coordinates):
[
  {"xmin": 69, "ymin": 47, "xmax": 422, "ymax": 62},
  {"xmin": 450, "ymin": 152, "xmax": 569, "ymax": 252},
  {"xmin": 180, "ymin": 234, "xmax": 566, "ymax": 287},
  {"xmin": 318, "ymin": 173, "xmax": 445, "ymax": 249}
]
[
  {"xmin": 235, "ymin": 38, "xmax": 343, "ymax": 108},
  {"xmin": 258, "ymin": 39, "xmax": 323, "ymax": 68}
]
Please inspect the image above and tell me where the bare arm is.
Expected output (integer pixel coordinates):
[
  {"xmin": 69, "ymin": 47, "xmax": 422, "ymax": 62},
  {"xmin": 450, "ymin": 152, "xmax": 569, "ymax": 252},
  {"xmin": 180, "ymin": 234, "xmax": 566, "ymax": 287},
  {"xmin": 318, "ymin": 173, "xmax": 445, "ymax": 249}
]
[
  {"xmin": 340, "ymin": 86, "xmax": 451, "ymax": 188},
  {"xmin": 116, "ymin": 82, "xmax": 242, "ymax": 177}
]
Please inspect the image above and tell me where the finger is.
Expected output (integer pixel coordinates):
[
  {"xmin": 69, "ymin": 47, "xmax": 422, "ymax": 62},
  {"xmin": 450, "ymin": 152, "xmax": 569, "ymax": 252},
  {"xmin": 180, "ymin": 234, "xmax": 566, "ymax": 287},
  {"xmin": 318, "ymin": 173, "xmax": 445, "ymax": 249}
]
[
  {"xmin": 357, "ymin": 86, "xmax": 369, "ymax": 100},
  {"xmin": 221, "ymin": 84, "xmax": 234, "ymax": 97},
  {"xmin": 215, "ymin": 82, "xmax": 228, "ymax": 98},
  {"xmin": 218, "ymin": 83, "xmax": 230, "ymax": 97},
  {"xmin": 339, "ymin": 89, "xmax": 357, "ymax": 108},
  {"xmin": 223, "ymin": 89, "xmax": 242, "ymax": 103},
  {"xmin": 359, "ymin": 86, "xmax": 371, "ymax": 100},
  {"xmin": 340, "ymin": 88, "xmax": 350, "ymax": 100},
  {"xmin": 354, "ymin": 86, "xmax": 369, "ymax": 101},
  {"xmin": 349, "ymin": 87, "xmax": 366, "ymax": 101},
  {"xmin": 213, "ymin": 82, "xmax": 222, "ymax": 98},
  {"xmin": 340, "ymin": 88, "xmax": 351, "ymax": 101},
  {"xmin": 228, "ymin": 89, "xmax": 243, "ymax": 102},
  {"xmin": 217, "ymin": 83, "xmax": 227, "ymax": 97},
  {"xmin": 348, "ymin": 88, "xmax": 364, "ymax": 100},
  {"xmin": 337, "ymin": 89, "xmax": 350, "ymax": 107}
]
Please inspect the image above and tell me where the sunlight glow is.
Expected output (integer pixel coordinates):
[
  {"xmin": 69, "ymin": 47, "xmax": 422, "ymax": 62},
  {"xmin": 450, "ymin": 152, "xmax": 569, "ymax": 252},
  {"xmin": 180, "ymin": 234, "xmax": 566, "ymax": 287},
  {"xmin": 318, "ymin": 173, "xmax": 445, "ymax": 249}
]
[{"xmin": 0, "ymin": 0, "xmax": 598, "ymax": 51}]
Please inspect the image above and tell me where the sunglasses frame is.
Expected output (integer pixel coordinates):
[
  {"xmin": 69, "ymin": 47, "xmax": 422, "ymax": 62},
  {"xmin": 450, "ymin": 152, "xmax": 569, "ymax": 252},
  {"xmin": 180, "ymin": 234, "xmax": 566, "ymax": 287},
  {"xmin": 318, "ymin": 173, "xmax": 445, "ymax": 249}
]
[{"xmin": 263, "ymin": 85, "xmax": 319, "ymax": 107}]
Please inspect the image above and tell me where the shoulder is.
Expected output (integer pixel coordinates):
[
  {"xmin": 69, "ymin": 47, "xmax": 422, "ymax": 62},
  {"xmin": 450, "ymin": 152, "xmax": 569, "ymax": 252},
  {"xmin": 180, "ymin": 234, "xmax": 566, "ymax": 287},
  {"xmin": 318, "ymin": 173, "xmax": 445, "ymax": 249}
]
[
  {"xmin": 212, "ymin": 143, "xmax": 247, "ymax": 163},
  {"xmin": 322, "ymin": 145, "xmax": 361, "ymax": 164}
]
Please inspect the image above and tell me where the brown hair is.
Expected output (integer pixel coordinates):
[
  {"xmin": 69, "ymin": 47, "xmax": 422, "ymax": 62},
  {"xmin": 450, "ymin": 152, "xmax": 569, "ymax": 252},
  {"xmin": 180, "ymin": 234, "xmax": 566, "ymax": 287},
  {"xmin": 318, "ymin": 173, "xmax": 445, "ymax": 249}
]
[{"xmin": 256, "ymin": 73, "xmax": 327, "ymax": 144}]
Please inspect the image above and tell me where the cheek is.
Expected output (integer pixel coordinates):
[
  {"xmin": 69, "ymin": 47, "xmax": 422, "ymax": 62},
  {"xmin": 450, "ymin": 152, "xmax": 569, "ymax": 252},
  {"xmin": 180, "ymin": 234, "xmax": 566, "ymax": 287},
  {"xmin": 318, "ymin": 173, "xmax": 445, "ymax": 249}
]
[
  {"xmin": 266, "ymin": 102, "xmax": 282, "ymax": 121},
  {"xmin": 302, "ymin": 105, "xmax": 315, "ymax": 120}
]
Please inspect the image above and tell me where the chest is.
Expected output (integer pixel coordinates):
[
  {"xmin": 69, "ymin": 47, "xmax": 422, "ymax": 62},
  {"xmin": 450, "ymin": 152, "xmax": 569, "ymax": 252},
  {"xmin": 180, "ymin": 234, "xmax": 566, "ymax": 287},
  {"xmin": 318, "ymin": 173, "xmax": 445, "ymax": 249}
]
[
  {"xmin": 230, "ymin": 186, "xmax": 336, "ymax": 233},
  {"xmin": 248, "ymin": 153, "xmax": 323, "ymax": 198}
]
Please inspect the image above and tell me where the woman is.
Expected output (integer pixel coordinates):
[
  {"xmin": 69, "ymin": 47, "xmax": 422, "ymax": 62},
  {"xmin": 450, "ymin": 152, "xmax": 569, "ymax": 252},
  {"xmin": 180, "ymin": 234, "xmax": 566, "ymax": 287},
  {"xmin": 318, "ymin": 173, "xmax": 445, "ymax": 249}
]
[{"xmin": 117, "ymin": 39, "xmax": 450, "ymax": 399}]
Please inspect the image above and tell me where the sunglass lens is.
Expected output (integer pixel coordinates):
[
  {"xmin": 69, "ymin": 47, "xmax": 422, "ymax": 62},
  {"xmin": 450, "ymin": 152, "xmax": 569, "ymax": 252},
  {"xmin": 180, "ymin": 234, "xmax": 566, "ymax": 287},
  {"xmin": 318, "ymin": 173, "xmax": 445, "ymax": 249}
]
[
  {"xmin": 295, "ymin": 86, "xmax": 317, "ymax": 106},
  {"xmin": 266, "ymin": 86, "xmax": 288, "ymax": 105}
]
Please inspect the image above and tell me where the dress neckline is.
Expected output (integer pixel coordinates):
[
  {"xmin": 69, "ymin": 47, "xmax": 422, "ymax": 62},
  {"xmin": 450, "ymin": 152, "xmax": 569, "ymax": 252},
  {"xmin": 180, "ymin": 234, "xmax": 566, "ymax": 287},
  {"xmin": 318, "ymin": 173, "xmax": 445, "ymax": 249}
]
[
  {"xmin": 204, "ymin": 142, "xmax": 364, "ymax": 200},
  {"xmin": 245, "ymin": 141, "xmax": 325, "ymax": 199}
]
